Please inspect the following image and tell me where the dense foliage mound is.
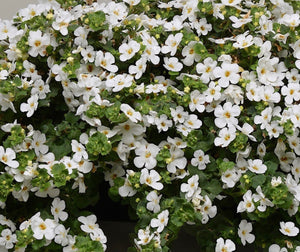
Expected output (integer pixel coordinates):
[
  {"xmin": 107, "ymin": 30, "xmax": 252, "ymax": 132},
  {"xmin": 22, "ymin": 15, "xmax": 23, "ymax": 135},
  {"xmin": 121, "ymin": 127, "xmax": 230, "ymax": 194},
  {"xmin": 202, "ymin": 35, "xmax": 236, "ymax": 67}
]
[{"xmin": 0, "ymin": 0, "xmax": 300, "ymax": 251}]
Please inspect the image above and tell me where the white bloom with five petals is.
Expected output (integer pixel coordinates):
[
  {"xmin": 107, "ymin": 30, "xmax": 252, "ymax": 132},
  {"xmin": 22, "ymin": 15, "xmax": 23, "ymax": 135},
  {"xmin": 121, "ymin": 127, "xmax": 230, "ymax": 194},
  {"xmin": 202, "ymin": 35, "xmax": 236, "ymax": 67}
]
[
  {"xmin": 150, "ymin": 210, "xmax": 169, "ymax": 233},
  {"xmin": 119, "ymin": 40, "xmax": 140, "ymax": 61},
  {"xmin": 134, "ymin": 143, "xmax": 160, "ymax": 169},
  {"xmin": 238, "ymin": 220, "xmax": 255, "ymax": 246},
  {"xmin": 140, "ymin": 168, "xmax": 163, "ymax": 190},
  {"xmin": 0, "ymin": 147, "xmax": 19, "ymax": 168},
  {"xmin": 163, "ymin": 57, "xmax": 183, "ymax": 72},
  {"xmin": 279, "ymin": 221, "xmax": 299, "ymax": 237},
  {"xmin": 215, "ymin": 238, "xmax": 236, "ymax": 252}
]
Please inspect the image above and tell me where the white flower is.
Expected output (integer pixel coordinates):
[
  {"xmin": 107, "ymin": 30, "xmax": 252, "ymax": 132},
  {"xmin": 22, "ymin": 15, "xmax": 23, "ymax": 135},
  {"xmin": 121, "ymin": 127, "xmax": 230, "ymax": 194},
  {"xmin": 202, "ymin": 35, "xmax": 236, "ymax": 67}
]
[
  {"xmin": 0, "ymin": 229, "xmax": 17, "ymax": 249},
  {"xmin": 268, "ymin": 244, "xmax": 288, "ymax": 252},
  {"xmin": 204, "ymin": 81, "xmax": 222, "ymax": 102},
  {"xmin": 106, "ymin": 2, "xmax": 128, "ymax": 25},
  {"xmin": 196, "ymin": 57, "xmax": 217, "ymax": 84},
  {"xmin": 261, "ymin": 86, "xmax": 281, "ymax": 103},
  {"xmin": 191, "ymin": 150, "xmax": 210, "ymax": 170},
  {"xmin": 161, "ymin": 33, "xmax": 183, "ymax": 56},
  {"xmin": 253, "ymin": 186, "xmax": 274, "ymax": 212},
  {"xmin": 129, "ymin": 57, "xmax": 147, "ymax": 79},
  {"xmin": 166, "ymin": 146, "xmax": 187, "ymax": 173},
  {"xmin": 54, "ymin": 225, "xmax": 70, "ymax": 247},
  {"xmin": 0, "ymin": 70, "xmax": 8, "ymax": 80},
  {"xmin": 214, "ymin": 102, "xmax": 240, "ymax": 129},
  {"xmin": 200, "ymin": 195, "xmax": 217, "ymax": 224},
  {"xmin": 104, "ymin": 163, "xmax": 125, "ymax": 186},
  {"xmin": 33, "ymin": 180, "xmax": 60, "ymax": 198},
  {"xmin": 77, "ymin": 159, "xmax": 93, "ymax": 174},
  {"xmin": 52, "ymin": 11, "xmax": 73, "ymax": 36},
  {"xmin": 71, "ymin": 140, "xmax": 88, "ymax": 162},
  {"xmin": 221, "ymin": 168, "xmax": 241, "ymax": 188},
  {"xmin": 233, "ymin": 33, "xmax": 253, "ymax": 49},
  {"xmin": 136, "ymin": 226, "xmax": 154, "ymax": 245},
  {"xmin": 32, "ymin": 131, "xmax": 48, "ymax": 155},
  {"xmin": 81, "ymin": 45, "xmax": 95, "ymax": 63},
  {"xmin": 28, "ymin": 30, "xmax": 50, "ymax": 57},
  {"xmin": 181, "ymin": 175, "xmax": 199, "ymax": 198},
  {"xmin": 163, "ymin": 57, "xmax": 183, "ymax": 72},
  {"xmin": 247, "ymin": 159, "xmax": 267, "ymax": 174},
  {"xmin": 246, "ymin": 82, "xmax": 262, "ymax": 102},
  {"xmin": 95, "ymin": 51, "xmax": 118, "ymax": 72},
  {"xmin": 182, "ymin": 41, "xmax": 201, "ymax": 66},
  {"xmin": 164, "ymin": 15, "xmax": 183, "ymax": 31},
  {"xmin": 213, "ymin": 62, "xmax": 240, "ymax": 88},
  {"xmin": 154, "ymin": 114, "xmax": 173, "ymax": 132},
  {"xmin": 280, "ymin": 13, "xmax": 300, "ymax": 28},
  {"xmin": 20, "ymin": 94, "xmax": 39, "ymax": 117},
  {"xmin": 106, "ymin": 74, "xmax": 133, "ymax": 92},
  {"xmin": 119, "ymin": 178, "xmax": 136, "ymax": 197},
  {"xmin": 170, "ymin": 106, "xmax": 188, "ymax": 124},
  {"xmin": 286, "ymin": 68, "xmax": 300, "ymax": 83},
  {"xmin": 74, "ymin": 26, "xmax": 89, "ymax": 47},
  {"xmin": 31, "ymin": 79, "xmax": 50, "ymax": 99},
  {"xmin": 134, "ymin": 143, "xmax": 160, "ymax": 169},
  {"xmin": 123, "ymin": 0, "xmax": 141, "ymax": 6},
  {"xmin": 78, "ymin": 215, "xmax": 102, "ymax": 236},
  {"xmin": 90, "ymin": 228, "xmax": 107, "ymax": 250},
  {"xmin": 0, "ymin": 147, "xmax": 19, "ymax": 168},
  {"xmin": 254, "ymin": 107, "xmax": 272, "ymax": 129},
  {"xmin": 224, "ymin": 85, "xmax": 244, "ymax": 105},
  {"xmin": 140, "ymin": 168, "xmax": 163, "ymax": 190},
  {"xmin": 31, "ymin": 217, "xmax": 56, "ymax": 240},
  {"xmin": 291, "ymin": 158, "xmax": 300, "ymax": 183},
  {"xmin": 279, "ymin": 221, "xmax": 299, "ymax": 237},
  {"xmin": 265, "ymin": 121, "xmax": 283, "ymax": 139},
  {"xmin": 230, "ymin": 15, "xmax": 252, "ymax": 28},
  {"xmin": 281, "ymin": 83, "xmax": 300, "ymax": 105},
  {"xmin": 237, "ymin": 190, "xmax": 255, "ymax": 213},
  {"xmin": 120, "ymin": 104, "xmax": 142, "ymax": 123},
  {"xmin": 146, "ymin": 84, "xmax": 166, "ymax": 94},
  {"xmin": 214, "ymin": 126, "xmax": 236, "ymax": 147},
  {"xmin": 271, "ymin": 176, "xmax": 282, "ymax": 187},
  {"xmin": 238, "ymin": 220, "xmax": 255, "ymax": 246},
  {"xmin": 189, "ymin": 90, "xmax": 206, "ymax": 113},
  {"xmin": 119, "ymin": 40, "xmax": 140, "ymax": 61},
  {"xmin": 184, "ymin": 114, "xmax": 202, "ymax": 130},
  {"xmin": 150, "ymin": 210, "xmax": 169, "ymax": 233},
  {"xmin": 0, "ymin": 20, "xmax": 18, "ymax": 40},
  {"xmin": 215, "ymin": 238, "xmax": 236, "ymax": 252},
  {"xmin": 146, "ymin": 191, "xmax": 162, "ymax": 213},
  {"xmin": 51, "ymin": 198, "xmax": 68, "ymax": 222},
  {"xmin": 193, "ymin": 18, "xmax": 212, "ymax": 36}
]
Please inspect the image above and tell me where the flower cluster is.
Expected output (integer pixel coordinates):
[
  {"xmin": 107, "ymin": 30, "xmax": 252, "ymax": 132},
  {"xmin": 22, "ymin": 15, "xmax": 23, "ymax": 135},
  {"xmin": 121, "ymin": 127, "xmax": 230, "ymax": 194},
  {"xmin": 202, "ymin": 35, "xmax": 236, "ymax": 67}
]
[{"xmin": 0, "ymin": 0, "xmax": 300, "ymax": 251}]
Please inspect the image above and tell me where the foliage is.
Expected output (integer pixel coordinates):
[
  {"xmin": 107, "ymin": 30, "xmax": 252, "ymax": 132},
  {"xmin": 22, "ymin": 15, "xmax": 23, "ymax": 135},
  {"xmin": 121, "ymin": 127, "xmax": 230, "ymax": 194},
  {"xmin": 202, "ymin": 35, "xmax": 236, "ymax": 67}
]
[{"xmin": 0, "ymin": 0, "xmax": 300, "ymax": 251}]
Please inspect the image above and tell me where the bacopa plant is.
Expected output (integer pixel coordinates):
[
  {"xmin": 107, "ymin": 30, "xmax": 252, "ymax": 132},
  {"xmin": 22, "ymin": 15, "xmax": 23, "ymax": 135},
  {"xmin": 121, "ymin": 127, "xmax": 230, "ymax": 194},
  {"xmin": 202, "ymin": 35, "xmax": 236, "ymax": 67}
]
[{"xmin": 0, "ymin": 0, "xmax": 300, "ymax": 251}]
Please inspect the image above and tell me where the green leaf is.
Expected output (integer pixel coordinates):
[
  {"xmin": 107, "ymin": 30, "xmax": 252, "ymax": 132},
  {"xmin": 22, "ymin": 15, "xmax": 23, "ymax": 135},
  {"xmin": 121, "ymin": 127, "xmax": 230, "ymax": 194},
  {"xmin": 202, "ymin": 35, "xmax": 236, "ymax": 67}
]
[
  {"xmin": 48, "ymin": 139, "xmax": 72, "ymax": 160},
  {"xmin": 0, "ymin": 173, "xmax": 14, "ymax": 202},
  {"xmin": 31, "ymin": 169, "xmax": 50, "ymax": 191},
  {"xmin": 203, "ymin": 179, "xmax": 222, "ymax": 197},
  {"xmin": 65, "ymin": 112, "xmax": 80, "ymax": 124},
  {"xmin": 52, "ymin": 163, "xmax": 68, "ymax": 187},
  {"xmin": 194, "ymin": 43, "xmax": 207, "ymax": 55},
  {"xmin": 265, "ymin": 160, "xmax": 278, "ymax": 175},
  {"xmin": 84, "ymin": 11, "xmax": 106, "ymax": 31},
  {"xmin": 2, "ymin": 125, "xmax": 26, "ymax": 148},
  {"xmin": 251, "ymin": 174, "xmax": 266, "ymax": 189},
  {"xmin": 31, "ymin": 237, "xmax": 46, "ymax": 251},
  {"xmin": 218, "ymin": 160, "xmax": 235, "ymax": 173},
  {"xmin": 86, "ymin": 132, "xmax": 112, "ymax": 157},
  {"xmin": 75, "ymin": 236, "xmax": 104, "ymax": 252}
]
